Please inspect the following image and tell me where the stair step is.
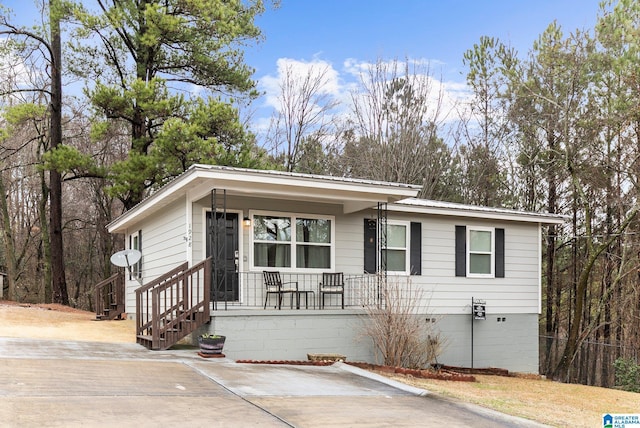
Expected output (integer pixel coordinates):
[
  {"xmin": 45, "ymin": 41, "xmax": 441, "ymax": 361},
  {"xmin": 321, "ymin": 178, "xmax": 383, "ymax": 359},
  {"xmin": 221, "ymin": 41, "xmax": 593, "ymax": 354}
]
[{"xmin": 137, "ymin": 335, "xmax": 166, "ymax": 342}]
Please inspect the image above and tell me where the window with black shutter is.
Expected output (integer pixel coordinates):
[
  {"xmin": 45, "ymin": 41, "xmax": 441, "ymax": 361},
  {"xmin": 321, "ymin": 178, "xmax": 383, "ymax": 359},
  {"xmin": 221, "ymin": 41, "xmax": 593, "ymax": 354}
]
[
  {"xmin": 455, "ymin": 226, "xmax": 504, "ymax": 278},
  {"xmin": 364, "ymin": 219, "xmax": 421, "ymax": 275}
]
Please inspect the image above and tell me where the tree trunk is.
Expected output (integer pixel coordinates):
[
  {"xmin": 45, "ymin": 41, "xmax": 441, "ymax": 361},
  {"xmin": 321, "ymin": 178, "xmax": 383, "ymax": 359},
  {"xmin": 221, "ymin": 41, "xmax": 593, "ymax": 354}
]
[
  {"xmin": 543, "ymin": 131, "xmax": 558, "ymax": 375},
  {"xmin": 552, "ymin": 204, "xmax": 638, "ymax": 381},
  {"xmin": 49, "ymin": 0, "xmax": 68, "ymax": 305},
  {"xmin": 39, "ymin": 168, "xmax": 52, "ymax": 302},
  {"xmin": 0, "ymin": 173, "xmax": 18, "ymax": 301}
]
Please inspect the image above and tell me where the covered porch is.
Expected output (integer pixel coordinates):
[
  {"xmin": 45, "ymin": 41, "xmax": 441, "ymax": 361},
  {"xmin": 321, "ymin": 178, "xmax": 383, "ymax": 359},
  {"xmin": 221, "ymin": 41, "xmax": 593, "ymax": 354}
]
[{"xmin": 101, "ymin": 166, "xmax": 421, "ymax": 355}]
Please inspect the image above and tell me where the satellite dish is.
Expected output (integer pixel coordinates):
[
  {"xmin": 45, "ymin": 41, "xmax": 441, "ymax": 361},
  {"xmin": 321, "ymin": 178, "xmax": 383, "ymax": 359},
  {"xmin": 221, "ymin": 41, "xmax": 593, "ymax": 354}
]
[{"xmin": 110, "ymin": 249, "xmax": 142, "ymax": 268}]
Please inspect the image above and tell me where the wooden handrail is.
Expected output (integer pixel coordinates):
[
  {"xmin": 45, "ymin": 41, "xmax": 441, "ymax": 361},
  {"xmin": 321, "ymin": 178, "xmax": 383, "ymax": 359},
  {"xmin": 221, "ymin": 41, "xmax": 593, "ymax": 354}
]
[
  {"xmin": 136, "ymin": 258, "xmax": 211, "ymax": 350},
  {"xmin": 94, "ymin": 272, "xmax": 125, "ymax": 320},
  {"xmin": 136, "ymin": 262, "xmax": 189, "ymax": 294}
]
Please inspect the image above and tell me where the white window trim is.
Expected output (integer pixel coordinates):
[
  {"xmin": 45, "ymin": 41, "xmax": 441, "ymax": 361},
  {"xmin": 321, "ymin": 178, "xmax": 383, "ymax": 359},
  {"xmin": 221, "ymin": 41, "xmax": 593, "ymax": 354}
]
[
  {"xmin": 249, "ymin": 210, "xmax": 335, "ymax": 272},
  {"xmin": 129, "ymin": 230, "xmax": 142, "ymax": 280},
  {"xmin": 466, "ymin": 226, "xmax": 495, "ymax": 278},
  {"xmin": 383, "ymin": 220, "xmax": 411, "ymax": 275}
]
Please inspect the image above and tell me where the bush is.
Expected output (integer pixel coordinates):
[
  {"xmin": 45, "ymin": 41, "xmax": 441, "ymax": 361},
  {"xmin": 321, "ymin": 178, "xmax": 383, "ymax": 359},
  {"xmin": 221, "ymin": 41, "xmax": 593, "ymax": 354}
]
[
  {"xmin": 614, "ymin": 357, "xmax": 640, "ymax": 392},
  {"xmin": 360, "ymin": 277, "xmax": 446, "ymax": 369}
]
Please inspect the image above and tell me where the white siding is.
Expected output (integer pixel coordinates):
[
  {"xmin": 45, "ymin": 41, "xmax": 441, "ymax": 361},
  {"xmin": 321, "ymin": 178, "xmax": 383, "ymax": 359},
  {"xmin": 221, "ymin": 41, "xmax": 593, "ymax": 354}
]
[
  {"xmin": 337, "ymin": 212, "xmax": 542, "ymax": 315},
  {"xmin": 419, "ymin": 217, "xmax": 541, "ymax": 314},
  {"xmin": 334, "ymin": 214, "xmax": 365, "ymax": 274},
  {"xmin": 124, "ymin": 196, "xmax": 188, "ymax": 313},
  {"xmin": 191, "ymin": 200, "xmax": 207, "ymax": 263},
  {"xmin": 132, "ymin": 194, "xmax": 543, "ymax": 317}
]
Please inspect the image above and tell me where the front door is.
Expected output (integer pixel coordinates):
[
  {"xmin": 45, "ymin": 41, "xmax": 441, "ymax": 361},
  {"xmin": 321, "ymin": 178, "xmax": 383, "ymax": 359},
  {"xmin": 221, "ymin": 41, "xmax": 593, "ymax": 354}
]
[{"xmin": 206, "ymin": 211, "xmax": 239, "ymax": 302}]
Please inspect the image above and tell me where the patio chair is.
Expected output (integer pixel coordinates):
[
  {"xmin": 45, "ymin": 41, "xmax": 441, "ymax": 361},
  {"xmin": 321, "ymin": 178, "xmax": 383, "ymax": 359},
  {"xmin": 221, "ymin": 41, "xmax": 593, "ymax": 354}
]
[
  {"xmin": 263, "ymin": 271, "xmax": 298, "ymax": 310},
  {"xmin": 320, "ymin": 272, "xmax": 345, "ymax": 309}
]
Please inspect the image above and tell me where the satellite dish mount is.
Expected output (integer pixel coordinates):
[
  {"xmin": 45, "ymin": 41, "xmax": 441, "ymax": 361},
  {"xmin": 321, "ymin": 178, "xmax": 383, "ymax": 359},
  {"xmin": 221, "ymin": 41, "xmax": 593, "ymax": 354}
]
[{"xmin": 110, "ymin": 249, "xmax": 142, "ymax": 285}]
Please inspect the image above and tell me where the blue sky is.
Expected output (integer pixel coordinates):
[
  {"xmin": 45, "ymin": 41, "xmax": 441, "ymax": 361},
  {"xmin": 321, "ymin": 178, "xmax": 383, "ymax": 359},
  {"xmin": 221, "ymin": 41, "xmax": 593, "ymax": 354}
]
[
  {"xmin": 248, "ymin": 0, "xmax": 601, "ymax": 80},
  {"xmin": 2, "ymin": 0, "xmax": 605, "ymax": 137},
  {"xmin": 245, "ymin": 0, "xmax": 603, "ymax": 135}
]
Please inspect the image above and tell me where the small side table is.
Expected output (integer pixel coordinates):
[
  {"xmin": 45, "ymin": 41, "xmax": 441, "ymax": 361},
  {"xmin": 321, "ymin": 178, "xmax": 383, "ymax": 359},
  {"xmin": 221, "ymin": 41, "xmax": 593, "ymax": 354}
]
[{"xmin": 296, "ymin": 290, "xmax": 316, "ymax": 309}]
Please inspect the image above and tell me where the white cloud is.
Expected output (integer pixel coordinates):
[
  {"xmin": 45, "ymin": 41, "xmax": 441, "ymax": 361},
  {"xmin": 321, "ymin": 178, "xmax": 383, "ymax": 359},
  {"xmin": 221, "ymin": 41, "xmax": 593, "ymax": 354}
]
[
  {"xmin": 252, "ymin": 56, "xmax": 473, "ymax": 140},
  {"xmin": 342, "ymin": 57, "xmax": 472, "ymax": 125},
  {"xmin": 254, "ymin": 57, "xmax": 349, "ymax": 138},
  {"xmin": 0, "ymin": 38, "xmax": 31, "ymax": 87},
  {"xmin": 259, "ymin": 57, "xmax": 344, "ymax": 109}
]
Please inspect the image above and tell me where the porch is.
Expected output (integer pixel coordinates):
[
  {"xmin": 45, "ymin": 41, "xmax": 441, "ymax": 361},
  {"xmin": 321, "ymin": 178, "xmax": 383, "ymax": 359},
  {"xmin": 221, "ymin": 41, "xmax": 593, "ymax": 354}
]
[
  {"xmin": 210, "ymin": 271, "xmax": 383, "ymax": 311},
  {"xmin": 99, "ymin": 258, "xmax": 389, "ymax": 351},
  {"xmin": 203, "ymin": 272, "xmax": 390, "ymax": 363}
]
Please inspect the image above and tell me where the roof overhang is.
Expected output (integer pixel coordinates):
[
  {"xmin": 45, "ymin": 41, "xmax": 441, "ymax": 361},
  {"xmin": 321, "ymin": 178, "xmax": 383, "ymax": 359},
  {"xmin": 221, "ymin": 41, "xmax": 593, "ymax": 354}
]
[
  {"xmin": 108, "ymin": 165, "xmax": 421, "ymax": 233},
  {"xmin": 391, "ymin": 198, "xmax": 567, "ymax": 225}
]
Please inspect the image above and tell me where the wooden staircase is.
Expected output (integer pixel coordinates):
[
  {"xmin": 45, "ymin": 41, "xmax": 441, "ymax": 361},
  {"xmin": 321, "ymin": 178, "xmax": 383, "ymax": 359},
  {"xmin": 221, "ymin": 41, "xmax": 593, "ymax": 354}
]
[
  {"xmin": 95, "ymin": 273, "xmax": 125, "ymax": 320},
  {"xmin": 135, "ymin": 258, "xmax": 211, "ymax": 350}
]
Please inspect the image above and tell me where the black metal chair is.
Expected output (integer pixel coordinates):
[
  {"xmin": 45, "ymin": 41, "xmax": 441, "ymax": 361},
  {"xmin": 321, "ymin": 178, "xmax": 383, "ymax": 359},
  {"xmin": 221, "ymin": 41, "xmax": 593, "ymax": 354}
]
[
  {"xmin": 320, "ymin": 272, "xmax": 345, "ymax": 309},
  {"xmin": 263, "ymin": 271, "xmax": 298, "ymax": 309}
]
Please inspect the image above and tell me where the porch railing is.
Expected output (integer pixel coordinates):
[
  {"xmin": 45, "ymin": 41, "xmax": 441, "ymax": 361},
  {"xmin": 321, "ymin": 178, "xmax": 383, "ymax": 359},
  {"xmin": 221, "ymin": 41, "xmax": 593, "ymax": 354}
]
[
  {"xmin": 94, "ymin": 272, "xmax": 125, "ymax": 320},
  {"xmin": 136, "ymin": 258, "xmax": 211, "ymax": 350},
  {"xmin": 212, "ymin": 272, "xmax": 384, "ymax": 310}
]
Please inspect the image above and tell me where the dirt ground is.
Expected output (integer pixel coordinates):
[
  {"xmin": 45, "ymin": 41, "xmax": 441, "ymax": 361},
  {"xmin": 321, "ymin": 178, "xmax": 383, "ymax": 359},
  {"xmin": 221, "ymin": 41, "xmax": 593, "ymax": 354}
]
[
  {"xmin": 1, "ymin": 300, "xmax": 638, "ymax": 427},
  {"xmin": 0, "ymin": 300, "xmax": 135, "ymax": 343}
]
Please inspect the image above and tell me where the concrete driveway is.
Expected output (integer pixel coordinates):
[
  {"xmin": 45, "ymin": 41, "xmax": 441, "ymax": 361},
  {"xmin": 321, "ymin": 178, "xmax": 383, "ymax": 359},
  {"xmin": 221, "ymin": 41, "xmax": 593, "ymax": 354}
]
[{"xmin": 0, "ymin": 337, "xmax": 547, "ymax": 427}]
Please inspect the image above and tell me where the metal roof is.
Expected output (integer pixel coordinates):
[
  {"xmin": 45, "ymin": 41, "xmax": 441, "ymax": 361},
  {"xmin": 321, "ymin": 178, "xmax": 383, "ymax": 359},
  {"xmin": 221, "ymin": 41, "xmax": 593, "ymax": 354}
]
[
  {"xmin": 392, "ymin": 198, "xmax": 567, "ymax": 224},
  {"xmin": 107, "ymin": 165, "xmax": 565, "ymax": 233},
  {"xmin": 188, "ymin": 164, "xmax": 422, "ymax": 190},
  {"xmin": 107, "ymin": 165, "xmax": 421, "ymax": 233}
]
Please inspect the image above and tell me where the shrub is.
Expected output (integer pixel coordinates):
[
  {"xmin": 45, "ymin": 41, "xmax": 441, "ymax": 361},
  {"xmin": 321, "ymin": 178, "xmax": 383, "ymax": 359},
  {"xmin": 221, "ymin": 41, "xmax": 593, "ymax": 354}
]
[
  {"xmin": 360, "ymin": 277, "xmax": 446, "ymax": 369},
  {"xmin": 614, "ymin": 357, "xmax": 640, "ymax": 392}
]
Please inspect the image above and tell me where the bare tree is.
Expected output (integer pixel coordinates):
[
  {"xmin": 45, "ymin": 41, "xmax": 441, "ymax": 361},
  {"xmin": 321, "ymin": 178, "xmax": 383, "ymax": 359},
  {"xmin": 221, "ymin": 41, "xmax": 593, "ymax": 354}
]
[
  {"xmin": 265, "ymin": 60, "xmax": 339, "ymax": 172},
  {"xmin": 360, "ymin": 277, "xmax": 446, "ymax": 369},
  {"xmin": 339, "ymin": 58, "xmax": 453, "ymax": 192},
  {"xmin": 0, "ymin": 1, "xmax": 68, "ymax": 304}
]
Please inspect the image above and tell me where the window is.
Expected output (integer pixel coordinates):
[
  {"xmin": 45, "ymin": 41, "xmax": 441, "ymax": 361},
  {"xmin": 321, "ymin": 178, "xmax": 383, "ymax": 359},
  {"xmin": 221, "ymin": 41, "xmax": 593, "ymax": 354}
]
[
  {"xmin": 252, "ymin": 213, "xmax": 333, "ymax": 270},
  {"xmin": 129, "ymin": 230, "xmax": 142, "ymax": 280},
  {"xmin": 382, "ymin": 221, "xmax": 410, "ymax": 273},
  {"xmin": 468, "ymin": 228, "xmax": 493, "ymax": 276},
  {"xmin": 296, "ymin": 218, "xmax": 331, "ymax": 268},
  {"xmin": 364, "ymin": 219, "xmax": 421, "ymax": 275},
  {"xmin": 455, "ymin": 226, "xmax": 505, "ymax": 278}
]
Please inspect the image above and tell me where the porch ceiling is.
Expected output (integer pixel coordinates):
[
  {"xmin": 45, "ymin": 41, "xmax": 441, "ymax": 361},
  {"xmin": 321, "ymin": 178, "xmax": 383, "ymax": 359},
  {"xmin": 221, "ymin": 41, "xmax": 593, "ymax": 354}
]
[{"xmin": 185, "ymin": 176, "xmax": 409, "ymax": 213}]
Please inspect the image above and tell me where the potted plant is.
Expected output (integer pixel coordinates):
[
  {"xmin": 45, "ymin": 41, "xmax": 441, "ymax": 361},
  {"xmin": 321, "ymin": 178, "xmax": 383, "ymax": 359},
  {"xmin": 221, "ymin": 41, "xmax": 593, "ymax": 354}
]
[{"xmin": 198, "ymin": 333, "xmax": 226, "ymax": 355}]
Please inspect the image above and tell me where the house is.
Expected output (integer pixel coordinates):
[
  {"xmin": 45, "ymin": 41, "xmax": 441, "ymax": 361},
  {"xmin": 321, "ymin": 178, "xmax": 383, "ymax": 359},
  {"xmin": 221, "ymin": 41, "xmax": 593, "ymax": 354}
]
[{"xmin": 103, "ymin": 164, "xmax": 564, "ymax": 373}]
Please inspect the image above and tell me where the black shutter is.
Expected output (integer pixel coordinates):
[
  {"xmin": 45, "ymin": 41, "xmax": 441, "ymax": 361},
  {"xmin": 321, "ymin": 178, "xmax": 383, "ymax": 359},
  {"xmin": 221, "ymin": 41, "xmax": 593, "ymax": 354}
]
[
  {"xmin": 128, "ymin": 234, "xmax": 132, "ymax": 280},
  {"xmin": 455, "ymin": 225, "xmax": 466, "ymax": 277},
  {"xmin": 364, "ymin": 219, "xmax": 377, "ymax": 273},
  {"xmin": 495, "ymin": 228, "xmax": 505, "ymax": 278},
  {"xmin": 410, "ymin": 222, "xmax": 422, "ymax": 275}
]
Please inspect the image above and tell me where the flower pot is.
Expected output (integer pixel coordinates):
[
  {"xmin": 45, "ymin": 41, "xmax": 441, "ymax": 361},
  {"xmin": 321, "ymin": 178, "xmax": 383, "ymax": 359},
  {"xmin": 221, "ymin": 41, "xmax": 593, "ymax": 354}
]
[{"xmin": 198, "ymin": 335, "xmax": 226, "ymax": 355}]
